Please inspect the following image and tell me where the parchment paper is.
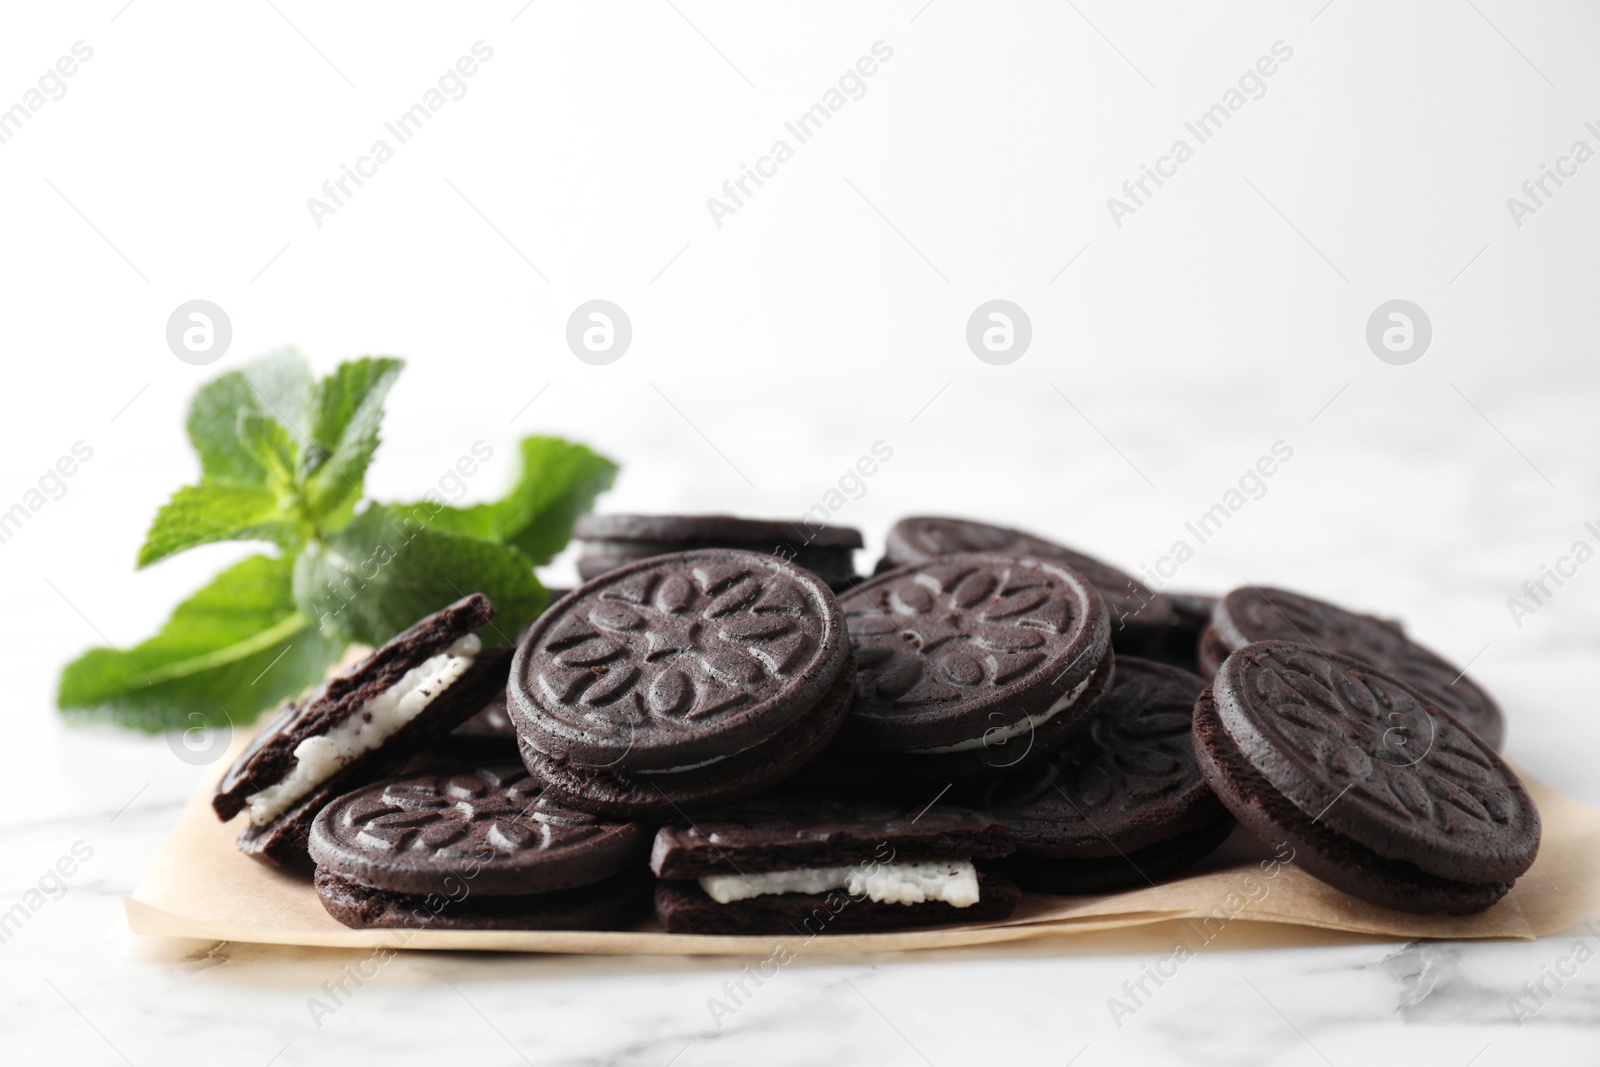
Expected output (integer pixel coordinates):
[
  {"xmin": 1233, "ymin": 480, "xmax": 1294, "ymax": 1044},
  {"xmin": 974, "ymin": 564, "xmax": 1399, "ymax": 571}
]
[{"xmin": 125, "ymin": 735, "xmax": 1600, "ymax": 955}]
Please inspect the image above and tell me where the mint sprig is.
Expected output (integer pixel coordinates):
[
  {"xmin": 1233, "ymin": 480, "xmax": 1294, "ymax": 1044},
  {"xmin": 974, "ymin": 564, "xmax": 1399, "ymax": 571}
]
[
  {"xmin": 293, "ymin": 504, "xmax": 549, "ymax": 648},
  {"xmin": 185, "ymin": 348, "xmax": 313, "ymax": 486},
  {"xmin": 407, "ymin": 436, "xmax": 618, "ymax": 565},
  {"xmin": 58, "ymin": 350, "xmax": 615, "ymax": 733},
  {"xmin": 298, "ymin": 356, "xmax": 402, "ymax": 526},
  {"xmin": 136, "ymin": 481, "xmax": 302, "ymax": 568},
  {"xmin": 58, "ymin": 554, "xmax": 340, "ymax": 732}
]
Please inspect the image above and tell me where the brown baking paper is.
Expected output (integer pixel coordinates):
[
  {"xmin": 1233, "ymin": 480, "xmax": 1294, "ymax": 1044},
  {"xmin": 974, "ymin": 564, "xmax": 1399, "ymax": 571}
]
[{"xmin": 126, "ymin": 739, "xmax": 1600, "ymax": 955}]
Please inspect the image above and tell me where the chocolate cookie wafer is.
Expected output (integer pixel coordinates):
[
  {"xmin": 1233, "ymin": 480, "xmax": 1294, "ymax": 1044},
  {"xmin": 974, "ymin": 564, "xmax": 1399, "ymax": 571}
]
[
  {"xmin": 651, "ymin": 798, "xmax": 1018, "ymax": 935},
  {"xmin": 811, "ymin": 552, "xmax": 1113, "ymax": 788},
  {"xmin": 509, "ymin": 549, "xmax": 854, "ymax": 818},
  {"xmin": 1204, "ymin": 586, "xmax": 1505, "ymax": 748},
  {"xmin": 1193, "ymin": 641, "xmax": 1539, "ymax": 915},
  {"xmin": 310, "ymin": 765, "xmax": 650, "ymax": 930},
  {"xmin": 213, "ymin": 594, "xmax": 513, "ymax": 867},
  {"xmin": 882, "ymin": 516, "xmax": 1177, "ymax": 653},
  {"xmin": 974, "ymin": 657, "xmax": 1232, "ymax": 893},
  {"xmin": 575, "ymin": 514, "xmax": 861, "ymax": 591}
]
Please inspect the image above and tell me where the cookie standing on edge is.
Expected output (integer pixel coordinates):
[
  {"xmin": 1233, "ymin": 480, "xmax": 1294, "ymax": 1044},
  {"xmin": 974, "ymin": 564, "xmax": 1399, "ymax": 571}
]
[
  {"xmin": 212, "ymin": 594, "xmax": 514, "ymax": 867},
  {"xmin": 974, "ymin": 657, "xmax": 1233, "ymax": 894},
  {"xmin": 508, "ymin": 549, "xmax": 855, "ymax": 818},
  {"xmin": 651, "ymin": 798, "xmax": 1019, "ymax": 935},
  {"xmin": 1203, "ymin": 586, "xmax": 1506, "ymax": 748},
  {"xmin": 574, "ymin": 514, "xmax": 862, "ymax": 591},
  {"xmin": 1192, "ymin": 641, "xmax": 1539, "ymax": 915},
  {"xmin": 812, "ymin": 552, "xmax": 1112, "ymax": 787},
  {"xmin": 882, "ymin": 516, "xmax": 1178, "ymax": 652},
  {"xmin": 310, "ymin": 766, "xmax": 651, "ymax": 930}
]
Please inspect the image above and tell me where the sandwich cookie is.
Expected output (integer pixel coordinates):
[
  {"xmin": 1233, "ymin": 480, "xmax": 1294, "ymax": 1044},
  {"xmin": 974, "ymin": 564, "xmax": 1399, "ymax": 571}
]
[
  {"xmin": 1193, "ymin": 641, "xmax": 1539, "ymax": 915},
  {"xmin": 813, "ymin": 552, "xmax": 1112, "ymax": 786},
  {"xmin": 574, "ymin": 514, "xmax": 862, "ymax": 592},
  {"xmin": 974, "ymin": 658, "xmax": 1233, "ymax": 894},
  {"xmin": 651, "ymin": 798, "xmax": 1019, "ymax": 934},
  {"xmin": 882, "ymin": 516, "xmax": 1178, "ymax": 655},
  {"xmin": 1204, "ymin": 586, "xmax": 1505, "ymax": 749},
  {"xmin": 508, "ymin": 550, "xmax": 855, "ymax": 818},
  {"xmin": 213, "ymin": 594, "xmax": 513, "ymax": 867},
  {"xmin": 310, "ymin": 765, "xmax": 651, "ymax": 930}
]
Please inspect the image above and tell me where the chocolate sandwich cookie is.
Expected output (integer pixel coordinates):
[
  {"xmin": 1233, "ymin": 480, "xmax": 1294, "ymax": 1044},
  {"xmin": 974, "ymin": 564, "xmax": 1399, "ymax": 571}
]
[
  {"xmin": 882, "ymin": 516, "xmax": 1178, "ymax": 654},
  {"xmin": 651, "ymin": 798, "xmax": 1019, "ymax": 934},
  {"xmin": 213, "ymin": 594, "xmax": 513, "ymax": 867},
  {"xmin": 310, "ymin": 765, "xmax": 651, "ymax": 930},
  {"xmin": 575, "ymin": 514, "xmax": 862, "ymax": 591},
  {"xmin": 811, "ymin": 552, "xmax": 1112, "ymax": 787},
  {"xmin": 508, "ymin": 550, "xmax": 855, "ymax": 818},
  {"xmin": 973, "ymin": 658, "xmax": 1233, "ymax": 894},
  {"xmin": 1206, "ymin": 586, "xmax": 1505, "ymax": 748},
  {"xmin": 1193, "ymin": 641, "xmax": 1539, "ymax": 915}
]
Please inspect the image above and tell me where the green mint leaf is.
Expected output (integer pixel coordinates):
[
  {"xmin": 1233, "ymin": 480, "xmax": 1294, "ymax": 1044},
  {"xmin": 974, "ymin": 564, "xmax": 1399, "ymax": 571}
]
[
  {"xmin": 293, "ymin": 504, "xmax": 546, "ymax": 647},
  {"xmin": 414, "ymin": 436, "xmax": 618, "ymax": 565},
  {"xmin": 186, "ymin": 348, "xmax": 313, "ymax": 487},
  {"xmin": 495, "ymin": 437, "xmax": 618, "ymax": 563},
  {"xmin": 136, "ymin": 482, "xmax": 309, "ymax": 568},
  {"xmin": 238, "ymin": 411, "xmax": 298, "ymax": 488},
  {"xmin": 299, "ymin": 357, "xmax": 404, "ymax": 525},
  {"xmin": 57, "ymin": 554, "xmax": 342, "ymax": 732}
]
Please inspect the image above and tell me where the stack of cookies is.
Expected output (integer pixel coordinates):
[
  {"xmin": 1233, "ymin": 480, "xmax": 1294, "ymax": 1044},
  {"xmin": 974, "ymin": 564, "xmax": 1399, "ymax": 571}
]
[{"xmin": 211, "ymin": 513, "xmax": 1540, "ymax": 934}]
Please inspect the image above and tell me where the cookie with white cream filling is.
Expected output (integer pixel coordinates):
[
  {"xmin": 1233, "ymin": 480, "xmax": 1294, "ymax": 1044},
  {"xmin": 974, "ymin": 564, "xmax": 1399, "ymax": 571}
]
[
  {"xmin": 651, "ymin": 797, "xmax": 1018, "ymax": 934},
  {"xmin": 213, "ymin": 594, "xmax": 514, "ymax": 867}
]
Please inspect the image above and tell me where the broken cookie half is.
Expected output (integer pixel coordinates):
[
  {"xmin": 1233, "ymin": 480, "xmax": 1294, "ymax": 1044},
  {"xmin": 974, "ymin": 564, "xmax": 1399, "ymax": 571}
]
[{"xmin": 211, "ymin": 593, "xmax": 513, "ymax": 867}]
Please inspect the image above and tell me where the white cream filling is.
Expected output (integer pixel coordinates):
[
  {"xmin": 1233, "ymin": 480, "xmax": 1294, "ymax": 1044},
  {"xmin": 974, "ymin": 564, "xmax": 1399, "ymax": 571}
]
[
  {"xmin": 245, "ymin": 634, "xmax": 481, "ymax": 826},
  {"xmin": 636, "ymin": 753, "xmax": 731, "ymax": 775},
  {"xmin": 909, "ymin": 670, "xmax": 1095, "ymax": 755},
  {"xmin": 699, "ymin": 859, "xmax": 980, "ymax": 907}
]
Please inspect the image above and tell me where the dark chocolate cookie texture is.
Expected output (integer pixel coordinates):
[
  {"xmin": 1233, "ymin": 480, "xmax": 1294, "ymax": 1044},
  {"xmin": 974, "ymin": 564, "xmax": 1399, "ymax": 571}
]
[
  {"xmin": 975, "ymin": 657, "xmax": 1232, "ymax": 892},
  {"xmin": 509, "ymin": 549, "xmax": 853, "ymax": 816},
  {"xmin": 575, "ymin": 513, "xmax": 861, "ymax": 591},
  {"xmin": 1194, "ymin": 641, "xmax": 1538, "ymax": 915},
  {"xmin": 212, "ymin": 593, "xmax": 511, "ymax": 868},
  {"xmin": 309, "ymin": 765, "xmax": 651, "ymax": 930},
  {"xmin": 843, "ymin": 555, "xmax": 1107, "ymax": 745},
  {"xmin": 983, "ymin": 660, "xmax": 1224, "ymax": 850},
  {"xmin": 883, "ymin": 516, "xmax": 1177, "ymax": 638},
  {"xmin": 310, "ymin": 765, "xmax": 648, "ymax": 895},
  {"xmin": 650, "ymin": 796, "xmax": 1019, "ymax": 935},
  {"xmin": 652, "ymin": 797, "xmax": 1014, "ymax": 878},
  {"xmin": 812, "ymin": 552, "xmax": 1112, "ymax": 786},
  {"xmin": 1209, "ymin": 586, "xmax": 1505, "ymax": 748}
]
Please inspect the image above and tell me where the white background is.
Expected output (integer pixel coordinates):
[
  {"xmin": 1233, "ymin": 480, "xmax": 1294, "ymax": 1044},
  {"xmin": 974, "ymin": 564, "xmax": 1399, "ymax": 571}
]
[{"xmin": 1, "ymin": 2, "xmax": 1597, "ymax": 1064}]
